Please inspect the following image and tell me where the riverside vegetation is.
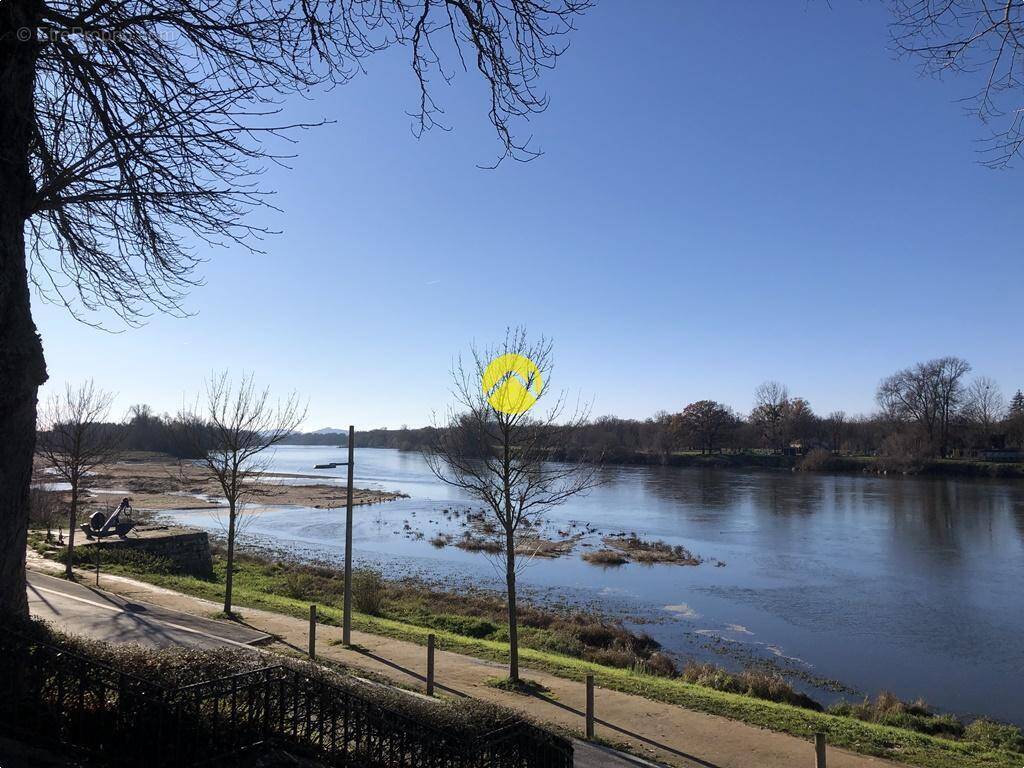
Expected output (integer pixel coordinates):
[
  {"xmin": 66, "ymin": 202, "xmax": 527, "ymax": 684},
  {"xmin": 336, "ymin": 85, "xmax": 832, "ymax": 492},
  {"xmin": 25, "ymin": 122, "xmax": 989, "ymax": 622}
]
[{"xmin": 31, "ymin": 533, "xmax": 1024, "ymax": 768}]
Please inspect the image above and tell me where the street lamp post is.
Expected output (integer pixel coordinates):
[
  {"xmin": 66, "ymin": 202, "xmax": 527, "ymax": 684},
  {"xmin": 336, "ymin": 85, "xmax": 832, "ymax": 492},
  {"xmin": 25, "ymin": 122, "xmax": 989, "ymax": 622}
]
[{"xmin": 342, "ymin": 424, "xmax": 355, "ymax": 645}]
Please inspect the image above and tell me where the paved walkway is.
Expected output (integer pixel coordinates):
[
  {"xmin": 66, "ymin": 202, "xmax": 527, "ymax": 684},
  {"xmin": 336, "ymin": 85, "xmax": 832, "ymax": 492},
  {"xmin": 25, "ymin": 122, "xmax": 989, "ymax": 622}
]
[
  {"xmin": 27, "ymin": 570, "xmax": 270, "ymax": 648},
  {"xmin": 27, "ymin": 558, "xmax": 903, "ymax": 768}
]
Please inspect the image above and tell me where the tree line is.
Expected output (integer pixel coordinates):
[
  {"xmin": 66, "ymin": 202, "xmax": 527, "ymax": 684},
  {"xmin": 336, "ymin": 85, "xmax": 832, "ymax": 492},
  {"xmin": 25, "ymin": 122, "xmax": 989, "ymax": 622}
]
[{"xmin": 350, "ymin": 356, "xmax": 1024, "ymax": 463}]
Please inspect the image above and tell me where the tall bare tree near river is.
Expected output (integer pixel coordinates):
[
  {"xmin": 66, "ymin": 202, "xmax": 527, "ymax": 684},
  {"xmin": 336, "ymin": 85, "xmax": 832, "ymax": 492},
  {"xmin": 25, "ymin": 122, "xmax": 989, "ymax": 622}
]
[
  {"xmin": 36, "ymin": 381, "xmax": 121, "ymax": 578},
  {"xmin": 0, "ymin": 0, "xmax": 590, "ymax": 615},
  {"xmin": 184, "ymin": 372, "xmax": 305, "ymax": 616},
  {"xmin": 426, "ymin": 330, "xmax": 598, "ymax": 684}
]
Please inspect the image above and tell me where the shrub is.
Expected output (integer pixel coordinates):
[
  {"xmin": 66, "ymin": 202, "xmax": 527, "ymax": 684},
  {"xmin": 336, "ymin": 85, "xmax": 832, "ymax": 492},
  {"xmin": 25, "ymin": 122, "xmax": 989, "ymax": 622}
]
[
  {"xmin": 428, "ymin": 614, "xmax": 497, "ymax": 639},
  {"xmin": 2, "ymin": 616, "xmax": 520, "ymax": 738},
  {"xmin": 798, "ymin": 447, "xmax": 835, "ymax": 472},
  {"xmin": 281, "ymin": 571, "xmax": 319, "ymax": 600},
  {"xmin": 877, "ymin": 433, "xmax": 930, "ymax": 473},
  {"xmin": 583, "ymin": 648, "xmax": 637, "ymax": 669},
  {"xmin": 581, "ymin": 549, "xmax": 627, "ymax": 566},
  {"xmin": 352, "ymin": 568, "xmax": 385, "ymax": 616},
  {"xmin": 827, "ymin": 692, "xmax": 964, "ymax": 739},
  {"xmin": 517, "ymin": 627, "xmax": 584, "ymax": 657},
  {"xmin": 639, "ymin": 651, "xmax": 677, "ymax": 677},
  {"xmin": 964, "ymin": 719, "xmax": 1024, "ymax": 752},
  {"xmin": 57, "ymin": 545, "xmax": 175, "ymax": 575},
  {"xmin": 680, "ymin": 663, "xmax": 821, "ymax": 711},
  {"xmin": 454, "ymin": 533, "xmax": 502, "ymax": 554},
  {"xmin": 574, "ymin": 621, "xmax": 620, "ymax": 648}
]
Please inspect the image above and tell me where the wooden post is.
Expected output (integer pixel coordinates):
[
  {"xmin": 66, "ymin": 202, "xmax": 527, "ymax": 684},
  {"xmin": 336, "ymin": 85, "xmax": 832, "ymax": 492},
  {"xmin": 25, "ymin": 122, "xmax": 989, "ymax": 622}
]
[
  {"xmin": 815, "ymin": 733, "xmax": 826, "ymax": 768},
  {"xmin": 342, "ymin": 425, "xmax": 355, "ymax": 646},
  {"xmin": 309, "ymin": 604, "xmax": 317, "ymax": 659},
  {"xmin": 95, "ymin": 541, "xmax": 100, "ymax": 586},
  {"xmin": 426, "ymin": 634, "xmax": 435, "ymax": 696},
  {"xmin": 585, "ymin": 674, "xmax": 595, "ymax": 740}
]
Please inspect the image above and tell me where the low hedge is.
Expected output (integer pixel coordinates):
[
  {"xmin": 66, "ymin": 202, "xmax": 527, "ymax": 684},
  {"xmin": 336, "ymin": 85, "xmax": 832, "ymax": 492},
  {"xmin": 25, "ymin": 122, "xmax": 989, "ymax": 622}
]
[{"xmin": 2, "ymin": 614, "xmax": 522, "ymax": 739}]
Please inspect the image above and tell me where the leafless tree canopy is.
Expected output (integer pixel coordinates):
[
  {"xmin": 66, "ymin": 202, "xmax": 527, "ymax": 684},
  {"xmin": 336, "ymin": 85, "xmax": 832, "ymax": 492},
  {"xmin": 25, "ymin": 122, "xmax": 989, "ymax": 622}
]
[
  {"xmin": 36, "ymin": 380, "xmax": 120, "ymax": 484},
  {"xmin": 23, "ymin": 0, "xmax": 591, "ymax": 323},
  {"xmin": 962, "ymin": 375, "xmax": 1006, "ymax": 432},
  {"xmin": 186, "ymin": 372, "xmax": 306, "ymax": 502},
  {"xmin": 183, "ymin": 371, "xmax": 305, "ymax": 613},
  {"xmin": 751, "ymin": 380, "xmax": 790, "ymax": 450},
  {"xmin": 891, "ymin": 0, "xmax": 1024, "ymax": 166},
  {"xmin": 427, "ymin": 330, "xmax": 596, "ymax": 539},
  {"xmin": 425, "ymin": 328, "xmax": 597, "ymax": 681},
  {"xmin": 36, "ymin": 380, "xmax": 121, "ymax": 576},
  {"xmin": 876, "ymin": 356, "xmax": 972, "ymax": 455}
]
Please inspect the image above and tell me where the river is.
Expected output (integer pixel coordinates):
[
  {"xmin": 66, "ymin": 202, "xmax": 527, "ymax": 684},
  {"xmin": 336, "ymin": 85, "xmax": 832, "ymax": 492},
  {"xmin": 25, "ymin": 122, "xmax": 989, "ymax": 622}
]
[{"xmin": 162, "ymin": 445, "xmax": 1024, "ymax": 724}]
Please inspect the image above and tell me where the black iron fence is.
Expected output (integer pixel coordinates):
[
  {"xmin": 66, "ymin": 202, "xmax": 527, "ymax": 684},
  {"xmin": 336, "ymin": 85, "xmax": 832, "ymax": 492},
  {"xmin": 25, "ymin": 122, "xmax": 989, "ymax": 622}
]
[{"xmin": 0, "ymin": 629, "xmax": 572, "ymax": 768}]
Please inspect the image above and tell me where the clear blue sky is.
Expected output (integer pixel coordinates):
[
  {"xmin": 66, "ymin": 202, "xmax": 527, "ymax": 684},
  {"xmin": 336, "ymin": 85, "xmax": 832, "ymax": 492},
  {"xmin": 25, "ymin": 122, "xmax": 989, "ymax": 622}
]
[{"xmin": 34, "ymin": 1, "xmax": 1023, "ymax": 429}]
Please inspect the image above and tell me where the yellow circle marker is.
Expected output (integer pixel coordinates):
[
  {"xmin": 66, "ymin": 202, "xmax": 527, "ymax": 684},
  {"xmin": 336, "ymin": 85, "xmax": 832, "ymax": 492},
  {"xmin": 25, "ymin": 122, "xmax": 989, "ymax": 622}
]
[{"xmin": 482, "ymin": 353, "xmax": 543, "ymax": 415}]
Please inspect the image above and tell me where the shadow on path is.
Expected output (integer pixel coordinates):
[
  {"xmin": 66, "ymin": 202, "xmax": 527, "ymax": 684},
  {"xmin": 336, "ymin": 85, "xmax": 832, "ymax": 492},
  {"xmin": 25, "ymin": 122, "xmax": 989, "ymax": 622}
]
[
  {"xmin": 344, "ymin": 640, "xmax": 717, "ymax": 768},
  {"xmin": 528, "ymin": 689, "xmax": 722, "ymax": 768},
  {"xmin": 351, "ymin": 646, "xmax": 469, "ymax": 699}
]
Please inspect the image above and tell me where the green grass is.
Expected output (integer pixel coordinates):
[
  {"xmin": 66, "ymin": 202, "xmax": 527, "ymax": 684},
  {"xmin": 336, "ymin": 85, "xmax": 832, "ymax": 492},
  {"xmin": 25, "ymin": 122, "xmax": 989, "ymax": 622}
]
[{"xmin": 73, "ymin": 555, "xmax": 1023, "ymax": 768}]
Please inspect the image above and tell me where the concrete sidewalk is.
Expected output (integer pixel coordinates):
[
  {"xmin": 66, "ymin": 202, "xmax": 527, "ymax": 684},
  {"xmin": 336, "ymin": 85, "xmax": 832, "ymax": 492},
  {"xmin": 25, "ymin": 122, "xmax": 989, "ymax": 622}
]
[{"xmin": 27, "ymin": 559, "xmax": 901, "ymax": 768}]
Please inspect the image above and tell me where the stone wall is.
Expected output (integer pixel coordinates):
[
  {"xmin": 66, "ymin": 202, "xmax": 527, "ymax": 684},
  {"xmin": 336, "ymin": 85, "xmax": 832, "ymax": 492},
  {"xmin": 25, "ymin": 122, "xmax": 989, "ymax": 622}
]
[{"xmin": 96, "ymin": 526, "xmax": 213, "ymax": 576}]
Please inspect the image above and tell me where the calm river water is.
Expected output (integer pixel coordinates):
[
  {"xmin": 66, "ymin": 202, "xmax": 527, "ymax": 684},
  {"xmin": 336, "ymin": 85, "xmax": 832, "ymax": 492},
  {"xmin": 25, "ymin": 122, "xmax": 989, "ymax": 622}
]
[{"xmin": 164, "ymin": 445, "xmax": 1024, "ymax": 724}]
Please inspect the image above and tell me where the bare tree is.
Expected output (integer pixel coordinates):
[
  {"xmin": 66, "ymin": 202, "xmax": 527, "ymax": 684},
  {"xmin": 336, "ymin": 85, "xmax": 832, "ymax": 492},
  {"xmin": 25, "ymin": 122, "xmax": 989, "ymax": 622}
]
[
  {"xmin": 28, "ymin": 485, "xmax": 63, "ymax": 542},
  {"xmin": 425, "ymin": 329, "xmax": 597, "ymax": 684},
  {"xmin": 183, "ymin": 372, "xmax": 305, "ymax": 615},
  {"xmin": 751, "ymin": 381, "xmax": 790, "ymax": 451},
  {"xmin": 890, "ymin": 1, "xmax": 1024, "ymax": 167},
  {"xmin": 963, "ymin": 376, "xmax": 1006, "ymax": 444},
  {"xmin": 36, "ymin": 381, "xmax": 121, "ymax": 578},
  {"xmin": 826, "ymin": 410, "xmax": 847, "ymax": 453},
  {"xmin": 877, "ymin": 357, "xmax": 972, "ymax": 456},
  {"xmin": 0, "ymin": 0, "xmax": 588, "ymax": 615}
]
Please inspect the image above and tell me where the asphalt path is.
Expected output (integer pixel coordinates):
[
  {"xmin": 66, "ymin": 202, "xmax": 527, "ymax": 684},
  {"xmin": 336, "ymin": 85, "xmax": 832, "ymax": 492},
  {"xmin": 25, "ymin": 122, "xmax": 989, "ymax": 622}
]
[{"xmin": 25, "ymin": 570, "xmax": 664, "ymax": 767}]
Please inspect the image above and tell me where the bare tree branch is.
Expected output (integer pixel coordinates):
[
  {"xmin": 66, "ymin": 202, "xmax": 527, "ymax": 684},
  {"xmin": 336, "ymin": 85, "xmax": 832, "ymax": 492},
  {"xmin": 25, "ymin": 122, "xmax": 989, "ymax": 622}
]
[
  {"xmin": 182, "ymin": 370, "xmax": 306, "ymax": 614},
  {"xmin": 890, "ymin": 0, "xmax": 1024, "ymax": 167},
  {"xmin": 36, "ymin": 379, "xmax": 122, "ymax": 577},
  {"xmin": 17, "ymin": 0, "xmax": 591, "ymax": 325},
  {"xmin": 424, "ymin": 328, "xmax": 598, "ymax": 682}
]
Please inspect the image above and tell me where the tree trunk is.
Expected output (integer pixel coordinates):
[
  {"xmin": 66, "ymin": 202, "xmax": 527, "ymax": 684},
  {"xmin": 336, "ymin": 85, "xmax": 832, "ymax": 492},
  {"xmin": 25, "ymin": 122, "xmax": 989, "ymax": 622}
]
[
  {"xmin": 64, "ymin": 486, "xmax": 78, "ymax": 579},
  {"xmin": 223, "ymin": 501, "xmax": 237, "ymax": 614},
  {"xmin": 505, "ymin": 527, "xmax": 519, "ymax": 683},
  {"xmin": 0, "ymin": 2, "xmax": 47, "ymax": 616}
]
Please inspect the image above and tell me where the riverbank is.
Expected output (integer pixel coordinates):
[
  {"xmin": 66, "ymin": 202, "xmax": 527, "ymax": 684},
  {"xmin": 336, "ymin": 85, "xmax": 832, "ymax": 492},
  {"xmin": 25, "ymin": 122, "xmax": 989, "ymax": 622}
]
[
  {"xmin": 28, "ymin": 537, "xmax": 1024, "ymax": 768},
  {"xmin": 545, "ymin": 449, "xmax": 1024, "ymax": 479},
  {"xmin": 38, "ymin": 454, "xmax": 405, "ymax": 513}
]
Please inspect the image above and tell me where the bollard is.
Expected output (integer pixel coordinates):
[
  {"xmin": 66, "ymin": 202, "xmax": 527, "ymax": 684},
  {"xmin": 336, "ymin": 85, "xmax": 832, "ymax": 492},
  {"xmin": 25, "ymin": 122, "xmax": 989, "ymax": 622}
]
[
  {"xmin": 309, "ymin": 604, "xmax": 317, "ymax": 659},
  {"xmin": 814, "ymin": 732, "xmax": 826, "ymax": 768},
  {"xmin": 585, "ymin": 674, "xmax": 595, "ymax": 740},
  {"xmin": 426, "ymin": 634, "xmax": 436, "ymax": 696}
]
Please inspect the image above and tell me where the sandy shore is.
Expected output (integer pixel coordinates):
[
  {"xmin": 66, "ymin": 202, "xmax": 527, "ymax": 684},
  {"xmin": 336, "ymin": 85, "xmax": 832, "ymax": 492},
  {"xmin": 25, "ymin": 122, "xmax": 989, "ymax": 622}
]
[{"xmin": 44, "ymin": 457, "xmax": 405, "ymax": 512}]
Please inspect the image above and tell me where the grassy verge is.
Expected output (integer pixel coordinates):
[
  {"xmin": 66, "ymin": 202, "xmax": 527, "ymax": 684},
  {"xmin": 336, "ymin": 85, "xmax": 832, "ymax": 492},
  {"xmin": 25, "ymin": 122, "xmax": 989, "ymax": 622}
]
[{"xmin": 42, "ymin": 549, "xmax": 1024, "ymax": 768}]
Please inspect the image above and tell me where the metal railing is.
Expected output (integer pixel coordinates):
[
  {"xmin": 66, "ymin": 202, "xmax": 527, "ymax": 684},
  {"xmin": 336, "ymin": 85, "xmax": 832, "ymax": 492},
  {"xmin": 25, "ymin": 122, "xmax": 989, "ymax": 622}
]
[{"xmin": 0, "ymin": 628, "xmax": 572, "ymax": 768}]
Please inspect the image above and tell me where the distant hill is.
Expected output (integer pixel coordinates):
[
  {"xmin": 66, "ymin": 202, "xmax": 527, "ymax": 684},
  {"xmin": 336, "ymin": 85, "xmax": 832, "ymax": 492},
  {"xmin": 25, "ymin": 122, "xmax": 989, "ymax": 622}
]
[{"xmin": 310, "ymin": 427, "xmax": 346, "ymax": 435}]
